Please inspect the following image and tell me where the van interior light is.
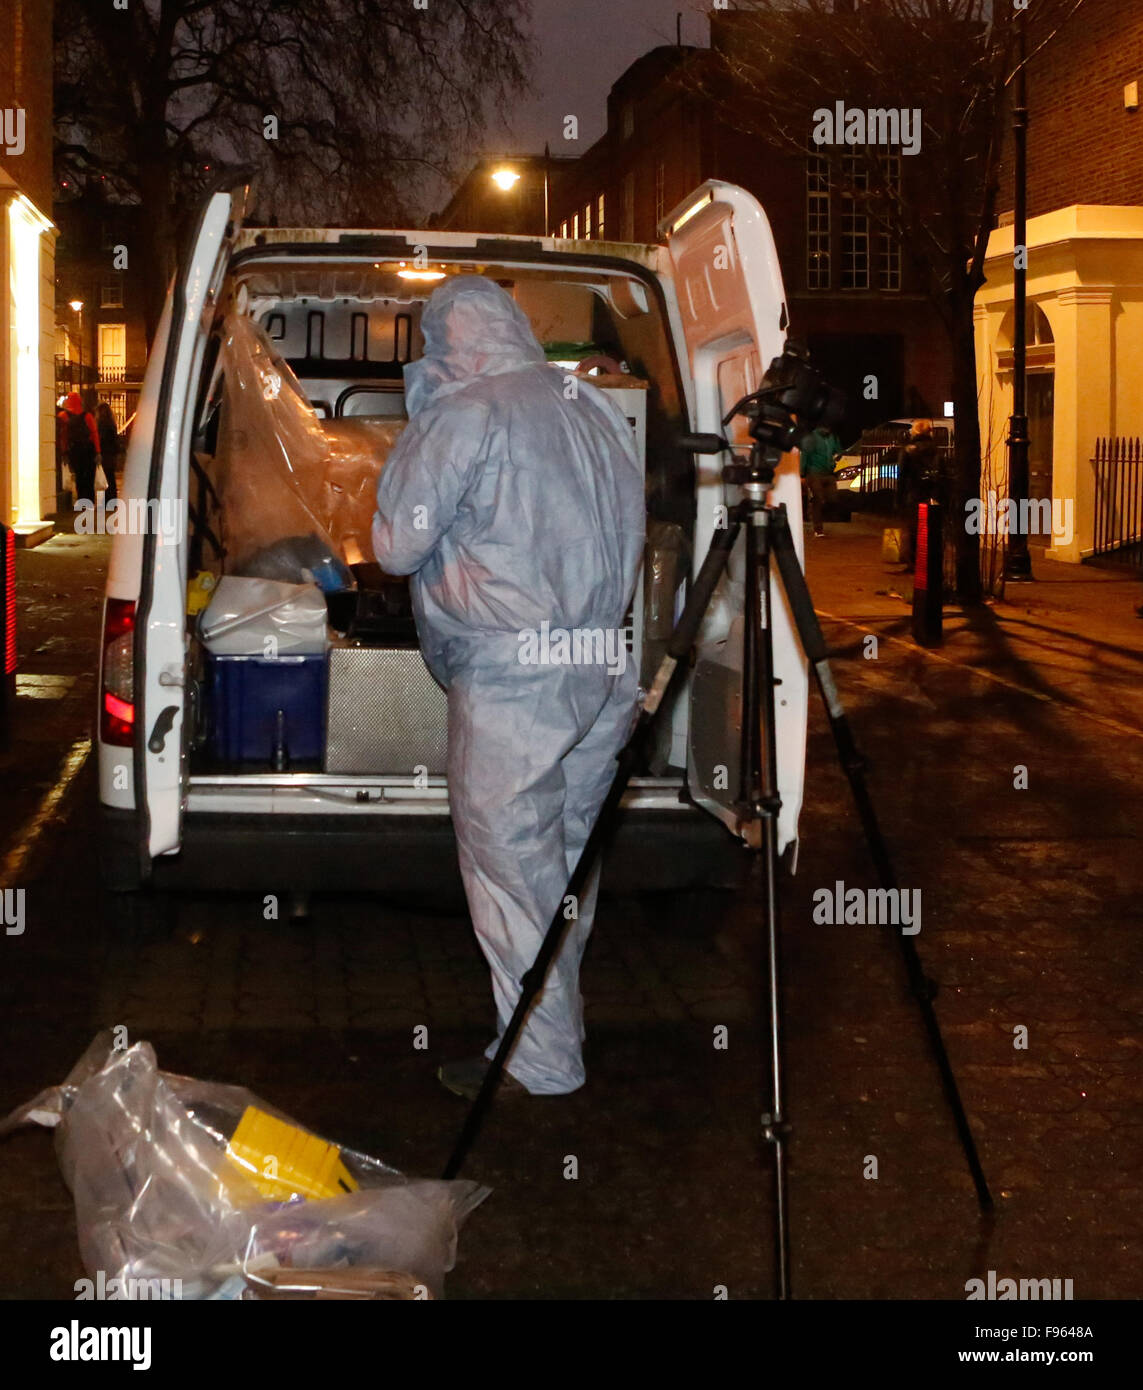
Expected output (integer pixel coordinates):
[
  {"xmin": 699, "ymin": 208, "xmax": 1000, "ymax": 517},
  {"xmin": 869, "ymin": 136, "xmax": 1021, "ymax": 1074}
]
[
  {"xmin": 671, "ymin": 192, "xmax": 713, "ymax": 234},
  {"xmin": 397, "ymin": 269, "xmax": 446, "ymax": 282}
]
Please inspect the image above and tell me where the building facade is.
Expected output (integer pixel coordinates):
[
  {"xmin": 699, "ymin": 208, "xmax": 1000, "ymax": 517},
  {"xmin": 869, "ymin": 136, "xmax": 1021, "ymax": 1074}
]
[
  {"xmin": 53, "ymin": 191, "xmax": 149, "ymax": 430},
  {"xmin": 976, "ymin": 0, "xmax": 1143, "ymax": 562},
  {"xmin": 545, "ymin": 41, "xmax": 953, "ymax": 443},
  {"xmin": 433, "ymin": 153, "xmax": 577, "ymax": 237},
  {"xmin": 0, "ymin": 0, "xmax": 56, "ymax": 538}
]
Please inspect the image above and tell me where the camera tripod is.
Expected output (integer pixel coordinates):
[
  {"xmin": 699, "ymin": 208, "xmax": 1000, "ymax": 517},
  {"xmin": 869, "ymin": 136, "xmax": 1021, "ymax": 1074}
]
[{"xmin": 443, "ymin": 347, "xmax": 992, "ymax": 1299}]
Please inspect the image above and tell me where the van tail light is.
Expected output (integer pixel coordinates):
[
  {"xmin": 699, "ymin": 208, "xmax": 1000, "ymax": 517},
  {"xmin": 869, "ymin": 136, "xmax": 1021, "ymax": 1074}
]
[{"xmin": 100, "ymin": 598, "xmax": 136, "ymax": 746}]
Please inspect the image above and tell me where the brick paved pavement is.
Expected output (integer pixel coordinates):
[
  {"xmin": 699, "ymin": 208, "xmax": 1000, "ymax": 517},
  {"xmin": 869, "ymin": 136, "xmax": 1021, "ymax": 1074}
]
[{"xmin": 0, "ymin": 516, "xmax": 1140, "ymax": 1299}]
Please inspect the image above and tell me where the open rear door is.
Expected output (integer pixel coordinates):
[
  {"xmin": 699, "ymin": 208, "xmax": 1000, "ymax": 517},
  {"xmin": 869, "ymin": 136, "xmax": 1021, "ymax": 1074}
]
[
  {"xmin": 663, "ymin": 180, "xmax": 808, "ymax": 857},
  {"xmin": 135, "ymin": 174, "xmax": 250, "ymax": 871}
]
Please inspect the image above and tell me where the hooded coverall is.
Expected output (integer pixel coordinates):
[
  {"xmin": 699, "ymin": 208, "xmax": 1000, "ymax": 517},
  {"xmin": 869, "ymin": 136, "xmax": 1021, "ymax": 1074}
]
[{"xmin": 371, "ymin": 276, "xmax": 645, "ymax": 1094}]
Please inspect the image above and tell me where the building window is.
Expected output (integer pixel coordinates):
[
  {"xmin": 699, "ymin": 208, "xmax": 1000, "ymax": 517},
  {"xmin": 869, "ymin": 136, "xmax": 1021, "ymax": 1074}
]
[
  {"xmin": 100, "ymin": 275, "xmax": 124, "ymax": 309},
  {"xmin": 806, "ymin": 156, "xmax": 831, "ymax": 290},
  {"xmin": 98, "ymin": 323, "xmax": 126, "ymax": 380},
  {"xmin": 597, "ymin": 194, "xmax": 605, "ymax": 239},
  {"xmin": 654, "ymin": 161, "xmax": 666, "ymax": 225},
  {"xmin": 840, "ymin": 155, "xmax": 869, "ymax": 290},
  {"xmin": 560, "ymin": 220, "xmax": 568, "ymax": 238},
  {"xmin": 622, "ymin": 102, "xmax": 635, "ymax": 140},
  {"xmin": 583, "ymin": 201, "xmax": 592, "ymax": 239},
  {"xmin": 572, "ymin": 211, "xmax": 580, "ymax": 238},
  {"xmin": 623, "ymin": 172, "xmax": 635, "ymax": 241},
  {"xmin": 878, "ymin": 156, "xmax": 902, "ymax": 292}
]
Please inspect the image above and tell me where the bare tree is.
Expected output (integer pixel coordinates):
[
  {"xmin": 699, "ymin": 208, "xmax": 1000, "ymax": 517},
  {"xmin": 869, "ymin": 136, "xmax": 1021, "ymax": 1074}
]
[
  {"xmin": 55, "ymin": 0, "xmax": 534, "ymax": 341},
  {"xmin": 698, "ymin": 0, "xmax": 1085, "ymax": 598}
]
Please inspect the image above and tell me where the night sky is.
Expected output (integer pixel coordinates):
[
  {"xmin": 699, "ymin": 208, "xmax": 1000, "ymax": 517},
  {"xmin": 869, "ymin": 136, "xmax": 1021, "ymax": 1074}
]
[{"xmin": 488, "ymin": 0, "xmax": 710, "ymax": 155}]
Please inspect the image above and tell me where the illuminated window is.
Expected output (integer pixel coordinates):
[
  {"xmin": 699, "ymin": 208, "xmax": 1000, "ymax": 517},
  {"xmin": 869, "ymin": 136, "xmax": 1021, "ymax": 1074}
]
[
  {"xmin": 806, "ymin": 156, "xmax": 830, "ymax": 290},
  {"xmin": 583, "ymin": 201, "xmax": 592, "ymax": 239},
  {"xmin": 98, "ymin": 323, "xmax": 126, "ymax": 379},
  {"xmin": 597, "ymin": 194, "xmax": 605, "ymax": 239},
  {"xmin": 560, "ymin": 220, "xmax": 568, "ymax": 238},
  {"xmin": 572, "ymin": 212, "xmax": 579, "ymax": 238},
  {"xmin": 655, "ymin": 161, "xmax": 666, "ymax": 224}
]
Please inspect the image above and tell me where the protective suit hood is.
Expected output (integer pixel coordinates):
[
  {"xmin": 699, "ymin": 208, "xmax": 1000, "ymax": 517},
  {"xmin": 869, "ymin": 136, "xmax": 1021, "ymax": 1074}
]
[{"xmin": 403, "ymin": 275, "xmax": 547, "ymax": 416}]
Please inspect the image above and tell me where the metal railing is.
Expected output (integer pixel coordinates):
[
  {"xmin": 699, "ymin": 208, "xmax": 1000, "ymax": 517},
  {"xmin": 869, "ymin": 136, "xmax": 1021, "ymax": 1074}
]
[{"xmin": 1091, "ymin": 437, "xmax": 1143, "ymax": 569}]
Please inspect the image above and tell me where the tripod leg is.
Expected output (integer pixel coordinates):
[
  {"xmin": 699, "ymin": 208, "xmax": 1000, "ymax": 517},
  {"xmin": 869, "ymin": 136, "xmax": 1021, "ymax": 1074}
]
[
  {"xmin": 744, "ymin": 509, "xmax": 792, "ymax": 1299},
  {"xmin": 769, "ymin": 506, "xmax": 993, "ymax": 1214}
]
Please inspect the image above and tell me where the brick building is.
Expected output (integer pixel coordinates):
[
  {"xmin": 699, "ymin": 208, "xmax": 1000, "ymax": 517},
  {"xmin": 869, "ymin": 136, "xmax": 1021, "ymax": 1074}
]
[
  {"xmin": 53, "ymin": 190, "xmax": 149, "ymax": 430},
  {"xmin": 546, "ymin": 39, "xmax": 953, "ymax": 442},
  {"xmin": 0, "ymin": 0, "xmax": 56, "ymax": 540},
  {"xmin": 433, "ymin": 153, "xmax": 578, "ymax": 237},
  {"xmin": 976, "ymin": 0, "xmax": 1143, "ymax": 562}
]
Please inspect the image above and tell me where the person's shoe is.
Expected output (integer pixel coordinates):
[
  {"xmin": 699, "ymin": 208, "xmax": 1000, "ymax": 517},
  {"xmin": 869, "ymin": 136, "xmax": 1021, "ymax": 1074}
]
[{"xmin": 438, "ymin": 1056, "xmax": 530, "ymax": 1100}]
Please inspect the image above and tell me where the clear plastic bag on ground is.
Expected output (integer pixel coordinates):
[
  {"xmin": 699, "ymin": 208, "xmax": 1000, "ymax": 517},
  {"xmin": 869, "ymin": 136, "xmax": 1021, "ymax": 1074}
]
[{"xmin": 0, "ymin": 1034, "xmax": 489, "ymax": 1300}]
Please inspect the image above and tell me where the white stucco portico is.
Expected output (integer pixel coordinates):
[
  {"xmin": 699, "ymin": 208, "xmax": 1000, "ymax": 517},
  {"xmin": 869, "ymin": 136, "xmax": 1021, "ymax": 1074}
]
[{"xmin": 976, "ymin": 205, "xmax": 1143, "ymax": 562}]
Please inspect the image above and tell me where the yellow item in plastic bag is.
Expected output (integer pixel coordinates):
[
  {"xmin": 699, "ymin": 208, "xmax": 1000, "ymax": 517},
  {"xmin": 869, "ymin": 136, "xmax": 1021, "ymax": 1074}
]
[
  {"xmin": 187, "ymin": 570, "xmax": 217, "ymax": 616},
  {"xmin": 226, "ymin": 1105, "xmax": 359, "ymax": 1202}
]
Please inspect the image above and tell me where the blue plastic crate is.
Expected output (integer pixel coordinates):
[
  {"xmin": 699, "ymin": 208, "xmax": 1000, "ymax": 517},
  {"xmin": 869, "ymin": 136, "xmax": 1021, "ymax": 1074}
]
[{"xmin": 207, "ymin": 652, "xmax": 327, "ymax": 765}]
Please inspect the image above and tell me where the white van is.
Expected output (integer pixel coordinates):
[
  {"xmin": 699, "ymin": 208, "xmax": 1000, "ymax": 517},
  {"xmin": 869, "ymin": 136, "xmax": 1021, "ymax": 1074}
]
[{"xmin": 97, "ymin": 175, "xmax": 809, "ymax": 898}]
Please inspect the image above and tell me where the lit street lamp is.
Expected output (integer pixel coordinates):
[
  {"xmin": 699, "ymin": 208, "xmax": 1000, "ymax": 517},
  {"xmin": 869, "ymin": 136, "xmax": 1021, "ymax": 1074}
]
[
  {"xmin": 68, "ymin": 299, "xmax": 84, "ymax": 390},
  {"xmin": 489, "ymin": 157, "xmax": 550, "ymax": 236}
]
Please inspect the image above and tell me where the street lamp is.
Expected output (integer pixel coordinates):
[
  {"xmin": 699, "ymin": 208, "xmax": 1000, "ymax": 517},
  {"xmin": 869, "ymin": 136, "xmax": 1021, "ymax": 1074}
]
[
  {"xmin": 489, "ymin": 161, "xmax": 549, "ymax": 236},
  {"xmin": 68, "ymin": 299, "xmax": 84, "ymax": 391},
  {"xmin": 1005, "ymin": 10, "xmax": 1033, "ymax": 582}
]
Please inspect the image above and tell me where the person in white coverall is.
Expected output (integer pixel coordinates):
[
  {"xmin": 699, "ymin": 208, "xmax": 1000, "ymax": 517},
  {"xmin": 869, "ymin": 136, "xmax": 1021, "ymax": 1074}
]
[{"xmin": 371, "ymin": 276, "xmax": 644, "ymax": 1097}]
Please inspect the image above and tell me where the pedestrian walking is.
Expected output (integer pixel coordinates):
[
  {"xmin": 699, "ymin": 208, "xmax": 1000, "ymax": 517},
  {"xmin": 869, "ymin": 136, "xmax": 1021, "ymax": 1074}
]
[
  {"xmin": 57, "ymin": 392, "xmax": 102, "ymax": 507},
  {"xmin": 800, "ymin": 424, "xmax": 842, "ymax": 537},
  {"xmin": 94, "ymin": 402, "xmax": 120, "ymax": 504}
]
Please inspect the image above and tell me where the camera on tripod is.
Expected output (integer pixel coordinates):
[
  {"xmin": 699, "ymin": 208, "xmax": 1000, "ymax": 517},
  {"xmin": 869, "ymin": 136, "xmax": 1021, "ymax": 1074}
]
[{"xmin": 680, "ymin": 339, "xmax": 846, "ymax": 468}]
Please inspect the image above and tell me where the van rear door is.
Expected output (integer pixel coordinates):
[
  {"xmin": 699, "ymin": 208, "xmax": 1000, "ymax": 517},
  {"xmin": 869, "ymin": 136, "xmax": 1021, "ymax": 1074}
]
[
  {"xmin": 662, "ymin": 180, "xmax": 808, "ymax": 855},
  {"xmin": 136, "ymin": 175, "xmax": 250, "ymax": 870}
]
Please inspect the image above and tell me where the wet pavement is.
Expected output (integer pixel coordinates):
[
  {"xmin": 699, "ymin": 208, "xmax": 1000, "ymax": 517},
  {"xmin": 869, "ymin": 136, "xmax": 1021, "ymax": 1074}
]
[{"xmin": 1, "ymin": 516, "xmax": 1141, "ymax": 1299}]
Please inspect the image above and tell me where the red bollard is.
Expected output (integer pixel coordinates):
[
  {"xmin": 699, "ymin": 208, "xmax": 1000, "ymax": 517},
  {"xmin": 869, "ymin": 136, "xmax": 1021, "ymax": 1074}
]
[{"xmin": 911, "ymin": 501, "xmax": 943, "ymax": 647}]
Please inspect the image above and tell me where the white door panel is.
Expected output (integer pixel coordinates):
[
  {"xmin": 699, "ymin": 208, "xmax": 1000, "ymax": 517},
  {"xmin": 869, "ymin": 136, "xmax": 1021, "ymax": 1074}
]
[
  {"xmin": 664, "ymin": 181, "xmax": 808, "ymax": 855},
  {"xmin": 139, "ymin": 179, "xmax": 249, "ymax": 861}
]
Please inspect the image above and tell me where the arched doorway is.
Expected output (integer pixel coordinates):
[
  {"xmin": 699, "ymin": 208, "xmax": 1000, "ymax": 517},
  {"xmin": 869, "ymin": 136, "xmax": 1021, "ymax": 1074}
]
[{"xmin": 998, "ymin": 302, "xmax": 1055, "ymax": 505}]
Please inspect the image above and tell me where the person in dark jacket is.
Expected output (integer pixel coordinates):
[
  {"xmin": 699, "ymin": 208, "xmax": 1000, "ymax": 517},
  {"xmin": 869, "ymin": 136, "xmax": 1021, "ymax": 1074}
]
[
  {"xmin": 94, "ymin": 402, "xmax": 120, "ymax": 503},
  {"xmin": 58, "ymin": 392, "xmax": 102, "ymax": 507},
  {"xmin": 799, "ymin": 425, "xmax": 842, "ymax": 537}
]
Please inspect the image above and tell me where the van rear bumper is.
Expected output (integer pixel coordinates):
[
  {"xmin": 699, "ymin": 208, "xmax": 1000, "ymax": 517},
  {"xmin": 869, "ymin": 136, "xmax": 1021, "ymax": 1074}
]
[{"xmin": 99, "ymin": 803, "xmax": 746, "ymax": 899}]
